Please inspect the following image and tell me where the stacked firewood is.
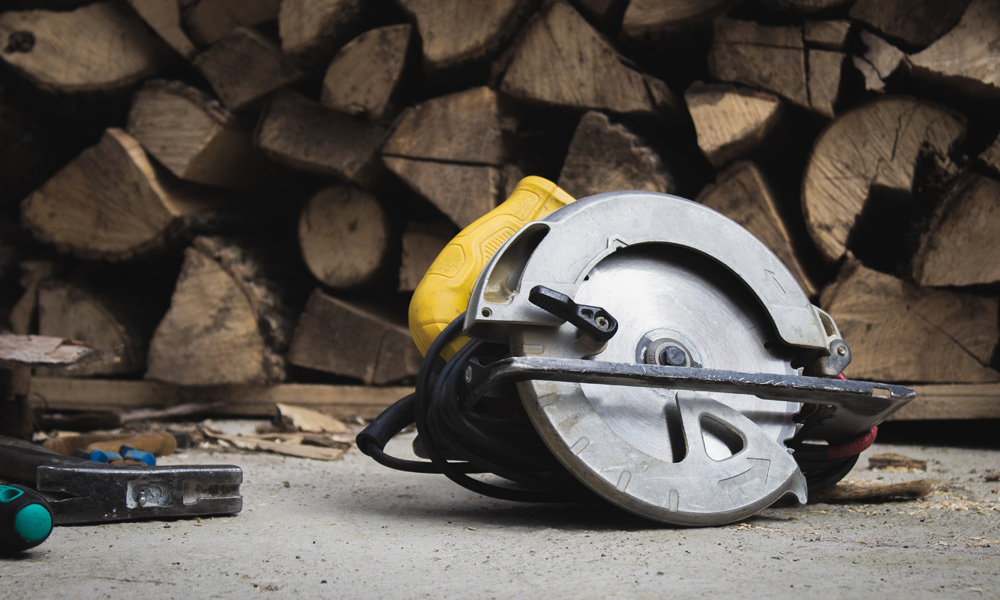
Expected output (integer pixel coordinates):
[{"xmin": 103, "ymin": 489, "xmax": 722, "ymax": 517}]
[{"xmin": 0, "ymin": 0, "xmax": 997, "ymax": 420}]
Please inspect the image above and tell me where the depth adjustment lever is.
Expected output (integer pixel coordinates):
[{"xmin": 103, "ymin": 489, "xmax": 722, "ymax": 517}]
[{"xmin": 528, "ymin": 285, "xmax": 618, "ymax": 342}]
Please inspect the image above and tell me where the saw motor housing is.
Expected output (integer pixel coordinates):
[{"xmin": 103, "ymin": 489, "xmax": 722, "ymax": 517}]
[{"xmin": 359, "ymin": 177, "xmax": 914, "ymax": 526}]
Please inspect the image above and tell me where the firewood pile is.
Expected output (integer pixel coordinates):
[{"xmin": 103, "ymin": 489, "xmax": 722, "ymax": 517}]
[{"xmin": 0, "ymin": 0, "xmax": 998, "ymax": 422}]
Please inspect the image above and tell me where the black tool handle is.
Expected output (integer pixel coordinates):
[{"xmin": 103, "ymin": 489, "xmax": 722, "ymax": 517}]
[{"xmin": 528, "ymin": 285, "xmax": 618, "ymax": 342}]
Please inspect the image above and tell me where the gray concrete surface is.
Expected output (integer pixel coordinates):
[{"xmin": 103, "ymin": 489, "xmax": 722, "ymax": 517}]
[{"xmin": 3, "ymin": 423, "xmax": 998, "ymax": 599}]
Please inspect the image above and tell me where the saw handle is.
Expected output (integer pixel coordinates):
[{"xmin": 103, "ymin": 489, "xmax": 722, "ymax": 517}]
[{"xmin": 408, "ymin": 176, "xmax": 576, "ymax": 359}]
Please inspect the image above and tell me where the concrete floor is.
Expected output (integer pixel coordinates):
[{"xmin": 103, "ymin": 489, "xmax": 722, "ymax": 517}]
[{"xmin": 3, "ymin": 423, "xmax": 999, "ymax": 599}]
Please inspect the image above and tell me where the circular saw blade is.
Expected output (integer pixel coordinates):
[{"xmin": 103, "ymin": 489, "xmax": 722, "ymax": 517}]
[{"xmin": 509, "ymin": 245, "xmax": 804, "ymax": 524}]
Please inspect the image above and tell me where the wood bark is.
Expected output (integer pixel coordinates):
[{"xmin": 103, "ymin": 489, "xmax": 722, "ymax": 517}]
[
  {"xmin": 193, "ymin": 27, "xmax": 302, "ymax": 112},
  {"xmin": 398, "ymin": 0, "xmax": 532, "ymax": 73},
  {"xmin": 908, "ymin": 0, "xmax": 1000, "ymax": 99},
  {"xmin": 256, "ymin": 90, "xmax": 386, "ymax": 186},
  {"xmin": 126, "ymin": 80, "xmax": 267, "ymax": 191},
  {"xmin": 146, "ymin": 236, "xmax": 294, "ymax": 385},
  {"xmin": 848, "ymin": 0, "xmax": 970, "ymax": 51},
  {"xmin": 498, "ymin": 1, "xmax": 679, "ymax": 118},
  {"xmin": 20, "ymin": 128, "xmax": 224, "ymax": 261},
  {"xmin": 287, "ymin": 289, "xmax": 421, "ymax": 385},
  {"xmin": 298, "ymin": 186, "xmax": 391, "ymax": 289},
  {"xmin": 912, "ymin": 174, "xmax": 1000, "ymax": 287},
  {"xmin": 398, "ymin": 222, "xmax": 452, "ymax": 293},
  {"xmin": 0, "ymin": 2, "xmax": 170, "ymax": 93},
  {"xmin": 801, "ymin": 96, "xmax": 966, "ymax": 263},
  {"xmin": 621, "ymin": 0, "xmax": 733, "ymax": 39},
  {"xmin": 320, "ymin": 24, "xmax": 412, "ymax": 122},
  {"xmin": 278, "ymin": 0, "xmax": 366, "ymax": 66},
  {"xmin": 183, "ymin": 0, "xmax": 280, "ymax": 47},
  {"xmin": 37, "ymin": 279, "xmax": 151, "ymax": 376},
  {"xmin": 557, "ymin": 111, "xmax": 673, "ymax": 198},
  {"xmin": 697, "ymin": 161, "xmax": 816, "ymax": 297},
  {"xmin": 852, "ymin": 31, "xmax": 906, "ymax": 93},
  {"xmin": 126, "ymin": 0, "xmax": 198, "ymax": 60},
  {"xmin": 820, "ymin": 260, "xmax": 999, "ymax": 383},
  {"xmin": 685, "ymin": 82, "xmax": 783, "ymax": 168},
  {"xmin": 382, "ymin": 87, "xmax": 508, "ymax": 166}
]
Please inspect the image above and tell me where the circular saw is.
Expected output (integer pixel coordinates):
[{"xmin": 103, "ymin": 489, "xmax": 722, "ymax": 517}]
[{"xmin": 358, "ymin": 176, "xmax": 915, "ymax": 526}]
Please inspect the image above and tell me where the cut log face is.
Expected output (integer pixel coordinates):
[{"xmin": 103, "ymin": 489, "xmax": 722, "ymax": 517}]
[
  {"xmin": 127, "ymin": 0, "xmax": 198, "ymax": 60},
  {"xmin": 499, "ymin": 0, "xmax": 679, "ymax": 117},
  {"xmin": 696, "ymin": 162, "xmax": 816, "ymax": 296},
  {"xmin": 21, "ymin": 128, "xmax": 220, "ymax": 261},
  {"xmin": 0, "ymin": 2, "xmax": 169, "ymax": 93},
  {"xmin": 193, "ymin": 27, "xmax": 302, "ymax": 112},
  {"xmin": 146, "ymin": 237, "xmax": 291, "ymax": 385},
  {"xmin": 37, "ymin": 280, "xmax": 146, "ymax": 376},
  {"xmin": 807, "ymin": 50, "xmax": 844, "ymax": 118},
  {"xmin": 557, "ymin": 111, "xmax": 674, "ymax": 198},
  {"xmin": 384, "ymin": 158, "xmax": 501, "ymax": 228},
  {"xmin": 184, "ymin": 0, "xmax": 280, "ymax": 47},
  {"xmin": 278, "ymin": 0, "xmax": 366, "ymax": 65},
  {"xmin": 912, "ymin": 174, "xmax": 1000, "ymax": 287},
  {"xmin": 708, "ymin": 19, "xmax": 808, "ymax": 109},
  {"xmin": 298, "ymin": 186, "xmax": 390, "ymax": 289},
  {"xmin": 801, "ymin": 96, "xmax": 966, "ymax": 263},
  {"xmin": 320, "ymin": 24, "xmax": 412, "ymax": 122},
  {"xmin": 287, "ymin": 289, "xmax": 421, "ymax": 385},
  {"xmin": 848, "ymin": 0, "xmax": 971, "ymax": 51},
  {"xmin": 382, "ymin": 87, "xmax": 507, "ymax": 166},
  {"xmin": 820, "ymin": 260, "xmax": 1000, "ymax": 383},
  {"xmin": 685, "ymin": 81, "xmax": 783, "ymax": 168},
  {"xmin": 621, "ymin": 0, "xmax": 733, "ymax": 39},
  {"xmin": 126, "ymin": 80, "xmax": 267, "ymax": 191},
  {"xmin": 852, "ymin": 31, "xmax": 906, "ymax": 93},
  {"xmin": 256, "ymin": 90, "xmax": 387, "ymax": 186},
  {"xmin": 909, "ymin": 0, "xmax": 1000, "ymax": 99},
  {"xmin": 398, "ymin": 221, "xmax": 452, "ymax": 293},
  {"xmin": 398, "ymin": 0, "xmax": 530, "ymax": 73},
  {"xmin": 803, "ymin": 20, "xmax": 851, "ymax": 51}
]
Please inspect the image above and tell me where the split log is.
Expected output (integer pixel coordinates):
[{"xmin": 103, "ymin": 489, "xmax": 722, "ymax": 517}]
[
  {"xmin": 37, "ymin": 279, "xmax": 152, "ymax": 376},
  {"xmin": 912, "ymin": 174, "xmax": 1000, "ymax": 287},
  {"xmin": 146, "ymin": 236, "xmax": 294, "ymax": 386},
  {"xmin": 384, "ymin": 158, "xmax": 504, "ymax": 228},
  {"xmin": 287, "ymin": 289, "xmax": 421, "ymax": 385},
  {"xmin": 807, "ymin": 50, "xmax": 844, "ymax": 118},
  {"xmin": 557, "ymin": 111, "xmax": 673, "ymax": 198},
  {"xmin": 684, "ymin": 82, "xmax": 782, "ymax": 168},
  {"xmin": 801, "ymin": 96, "xmax": 966, "ymax": 263},
  {"xmin": 398, "ymin": 0, "xmax": 532, "ymax": 73},
  {"xmin": 621, "ymin": 0, "xmax": 733, "ymax": 39},
  {"xmin": 398, "ymin": 222, "xmax": 452, "ymax": 293},
  {"xmin": 980, "ymin": 134, "xmax": 1000, "ymax": 177},
  {"xmin": 298, "ymin": 186, "xmax": 391, "ymax": 289},
  {"xmin": 820, "ymin": 260, "xmax": 1000, "ymax": 383},
  {"xmin": 708, "ymin": 19, "xmax": 808, "ymax": 109},
  {"xmin": 278, "ymin": 0, "xmax": 366, "ymax": 66},
  {"xmin": 320, "ymin": 24, "xmax": 412, "ymax": 122},
  {"xmin": 382, "ymin": 87, "xmax": 508, "ymax": 166},
  {"xmin": 8, "ymin": 260, "xmax": 57, "ymax": 335},
  {"xmin": 183, "ymin": 0, "xmax": 280, "ymax": 47},
  {"xmin": 908, "ymin": 0, "xmax": 1000, "ymax": 99},
  {"xmin": 848, "ymin": 0, "xmax": 970, "ymax": 51},
  {"xmin": 755, "ymin": 0, "xmax": 852, "ymax": 13},
  {"xmin": 697, "ymin": 162, "xmax": 816, "ymax": 296},
  {"xmin": 852, "ymin": 31, "xmax": 906, "ymax": 93},
  {"xmin": 193, "ymin": 27, "xmax": 302, "ymax": 112},
  {"xmin": 126, "ymin": 0, "xmax": 198, "ymax": 60},
  {"xmin": 498, "ymin": 1, "xmax": 679, "ymax": 118},
  {"xmin": 21, "ymin": 128, "xmax": 225, "ymax": 261},
  {"xmin": 256, "ymin": 90, "xmax": 387, "ymax": 186},
  {"xmin": 803, "ymin": 20, "xmax": 850, "ymax": 51},
  {"xmin": 126, "ymin": 80, "xmax": 268, "ymax": 191},
  {"xmin": 0, "ymin": 2, "xmax": 169, "ymax": 93}
]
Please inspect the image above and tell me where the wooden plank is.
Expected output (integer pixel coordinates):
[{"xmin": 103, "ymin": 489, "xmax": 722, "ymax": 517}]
[
  {"xmin": 889, "ymin": 384, "xmax": 1000, "ymax": 420},
  {"xmin": 29, "ymin": 377, "xmax": 409, "ymax": 419}
]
